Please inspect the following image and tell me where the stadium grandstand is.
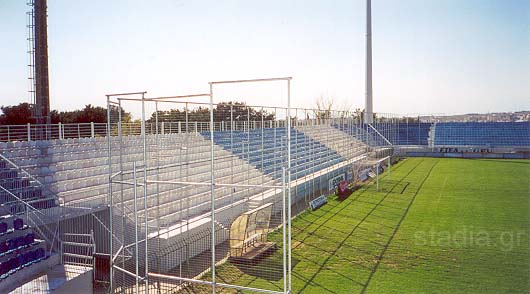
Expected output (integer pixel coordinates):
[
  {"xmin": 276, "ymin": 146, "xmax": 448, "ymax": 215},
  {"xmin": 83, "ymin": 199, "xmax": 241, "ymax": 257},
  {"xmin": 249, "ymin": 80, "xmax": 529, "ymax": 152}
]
[
  {"xmin": 0, "ymin": 87, "xmax": 528, "ymax": 292},
  {"xmin": 1, "ymin": 0, "xmax": 528, "ymax": 293}
]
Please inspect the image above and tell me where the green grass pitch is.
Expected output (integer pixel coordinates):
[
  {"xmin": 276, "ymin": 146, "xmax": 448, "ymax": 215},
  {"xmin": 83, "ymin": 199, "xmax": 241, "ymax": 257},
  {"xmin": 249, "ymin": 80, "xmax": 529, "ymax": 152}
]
[{"xmin": 192, "ymin": 157, "xmax": 530, "ymax": 293}]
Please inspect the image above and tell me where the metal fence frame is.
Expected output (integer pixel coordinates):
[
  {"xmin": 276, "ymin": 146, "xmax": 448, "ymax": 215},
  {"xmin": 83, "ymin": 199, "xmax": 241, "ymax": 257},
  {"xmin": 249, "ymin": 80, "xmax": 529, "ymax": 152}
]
[{"xmin": 106, "ymin": 78, "xmax": 295, "ymax": 294}]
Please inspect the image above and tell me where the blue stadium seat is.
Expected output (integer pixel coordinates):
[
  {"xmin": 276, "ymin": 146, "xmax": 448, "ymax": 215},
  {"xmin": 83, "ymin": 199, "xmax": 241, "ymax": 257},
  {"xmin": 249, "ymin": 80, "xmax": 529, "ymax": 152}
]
[
  {"xmin": 7, "ymin": 239, "xmax": 17, "ymax": 251},
  {"xmin": 0, "ymin": 261, "xmax": 8, "ymax": 277},
  {"xmin": 13, "ymin": 218, "xmax": 23, "ymax": 230},
  {"xmin": 8, "ymin": 257, "xmax": 19, "ymax": 272},
  {"xmin": 35, "ymin": 248, "xmax": 45, "ymax": 259},
  {"xmin": 25, "ymin": 233, "xmax": 35, "ymax": 245},
  {"xmin": 15, "ymin": 236, "xmax": 25, "ymax": 248},
  {"xmin": 0, "ymin": 242, "xmax": 7, "ymax": 254},
  {"xmin": 203, "ymin": 128, "xmax": 345, "ymax": 181},
  {"xmin": 17, "ymin": 254, "xmax": 26, "ymax": 267},
  {"xmin": 333, "ymin": 122, "xmax": 432, "ymax": 146},
  {"xmin": 433, "ymin": 122, "xmax": 530, "ymax": 147},
  {"xmin": 0, "ymin": 222, "xmax": 7, "ymax": 234},
  {"xmin": 26, "ymin": 250, "xmax": 36, "ymax": 264},
  {"xmin": 0, "ymin": 158, "xmax": 58, "ymax": 215}
]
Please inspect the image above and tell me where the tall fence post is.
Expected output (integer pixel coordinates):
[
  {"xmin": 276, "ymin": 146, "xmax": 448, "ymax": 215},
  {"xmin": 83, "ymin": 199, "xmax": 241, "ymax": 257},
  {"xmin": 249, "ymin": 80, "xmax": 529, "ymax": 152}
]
[
  {"xmin": 161, "ymin": 121, "xmax": 165, "ymax": 135},
  {"xmin": 27, "ymin": 123, "xmax": 31, "ymax": 141},
  {"xmin": 90, "ymin": 122, "xmax": 95, "ymax": 138},
  {"xmin": 58, "ymin": 122, "xmax": 63, "ymax": 140}
]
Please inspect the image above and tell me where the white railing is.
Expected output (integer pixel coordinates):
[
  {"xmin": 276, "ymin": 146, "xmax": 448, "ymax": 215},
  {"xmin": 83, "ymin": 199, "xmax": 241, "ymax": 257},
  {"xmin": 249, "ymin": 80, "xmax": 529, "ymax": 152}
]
[
  {"xmin": 0, "ymin": 184, "xmax": 59, "ymax": 254},
  {"xmin": 0, "ymin": 122, "xmax": 107, "ymax": 142},
  {"xmin": 0, "ymin": 153, "xmax": 63, "ymax": 206},
  {"xmin": 60, "ymin": 231, "xmax": 96, "ymax": 268},
  {"xmin": 0, "ymin": 153, "xmax": 62, "ymax": 253},
  {"xmin": 0, "ymin": 120, "xmax": 290, "ymax": 142}
]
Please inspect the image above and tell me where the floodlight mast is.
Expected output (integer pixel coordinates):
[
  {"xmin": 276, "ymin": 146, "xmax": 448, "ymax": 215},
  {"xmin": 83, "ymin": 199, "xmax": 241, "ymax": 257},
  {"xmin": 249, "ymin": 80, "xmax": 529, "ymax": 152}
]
[{"xmin": 364, "ymin": 0, "xmax": 374, "ymax": 124}]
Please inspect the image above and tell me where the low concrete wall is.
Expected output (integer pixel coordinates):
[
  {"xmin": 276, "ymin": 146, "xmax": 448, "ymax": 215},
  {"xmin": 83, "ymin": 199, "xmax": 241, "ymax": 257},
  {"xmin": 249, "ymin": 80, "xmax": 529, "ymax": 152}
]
[{"xmin": 398, "ymin": 146, "xmax": 529, "ymax": 159}]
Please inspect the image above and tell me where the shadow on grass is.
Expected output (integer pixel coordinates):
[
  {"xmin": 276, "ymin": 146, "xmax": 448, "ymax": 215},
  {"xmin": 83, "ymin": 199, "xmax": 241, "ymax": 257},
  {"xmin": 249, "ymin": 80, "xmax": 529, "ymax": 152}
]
[
  {"xmin": 178, "ymin": 159, "xmax": 430, "ymax": 293},
  {"xmin": 232, "ymin": 251, "xmax": 300, "ymax": 282},
  {"xmin": 361, "ymin": 179, "xmax": 411, "ymax": 194},
  {"xmin": 292, "ymin": 158, "xmax": 430, "ymax": 294}
]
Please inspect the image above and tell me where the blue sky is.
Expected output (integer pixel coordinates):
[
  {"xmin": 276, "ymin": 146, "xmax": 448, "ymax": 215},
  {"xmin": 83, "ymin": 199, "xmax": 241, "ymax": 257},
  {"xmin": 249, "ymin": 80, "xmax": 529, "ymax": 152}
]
[{"xmin": 1, "ymin": 0, "xmax": 529, "ymax": 117}]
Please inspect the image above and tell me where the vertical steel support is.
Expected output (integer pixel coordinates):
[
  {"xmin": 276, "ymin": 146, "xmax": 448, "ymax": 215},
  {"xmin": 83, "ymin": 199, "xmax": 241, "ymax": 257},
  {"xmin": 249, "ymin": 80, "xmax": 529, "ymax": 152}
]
[
  {"xmin": 274, "ymin": 107, "xmax": 277, "ymax": 178},
  {"xmin": 185, "ymin": 102, "xmax": 189, "ymax": 134},
  {"xmin": 247, "ymin": 108, "xmax": 250, "ymax": 133},
  {"xmin": 133, "ymin": 162, "xmax": 139, "ymax": 293},
  {"xmin": 209, "ymin": 83, "xmax": 216, "ymax": 294},
  {"xmin": 365, "ymin": 0, "xmax": 374, "ymax": 128},
  {"xmin": 246, "ymin": 107, "xmax": 250, "ymax": 197},
  {"xmin": 106, "ymin": 95, "xmax": 113, "ymax": 292},
  {"xmin": 376, "ymin": 162, "xmax": 379, "ymax": 192},
  {"xmin": 117, "ymin": 99, "xmax": 125, "ymax": 282},
  {"xmin": 141, "ymin": 93, "xmax": 149, "ymax": 292},
  {"xmin": 388, "ymin": 156, "xmax": 391, "ymax": 176},
  {"xmin": 155, "ymin": 101, "xmax": 161, "ymax": 278},
  {"xmin": 261, "ymin": 108, "xmax": 265, "ymax": 188},
  {"xmin": 230, "ymin": 105, "xmax": 234, "ymax": 207},
  {"xmin": 286, "ymin": 79, "xmax": 292, "ymax": 292},
  {"xmin": 281, "ymin": 167, "xmax": 287, "ymax": 294}
]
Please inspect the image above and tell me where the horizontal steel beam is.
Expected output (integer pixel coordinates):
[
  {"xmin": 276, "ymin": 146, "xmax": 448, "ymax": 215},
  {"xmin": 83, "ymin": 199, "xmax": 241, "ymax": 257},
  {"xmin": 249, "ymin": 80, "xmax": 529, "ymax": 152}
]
[
  {"xmin": 145, "ymin": 179, "xmax": 283, "ymax": 189},
  {"xmin": 209, "ymin": 77, "xmax": 292, "ymax": 85},
  {"xmin": 145, "ymin": 94, "xmax": 210, "ymax": 100},
  {"xmin": 148, "ymin": 272, "xmax": 285, "ymax": 294},
  {"xmin": 106, "ymin": 91, "xmax": 147, "ymax": 97}
]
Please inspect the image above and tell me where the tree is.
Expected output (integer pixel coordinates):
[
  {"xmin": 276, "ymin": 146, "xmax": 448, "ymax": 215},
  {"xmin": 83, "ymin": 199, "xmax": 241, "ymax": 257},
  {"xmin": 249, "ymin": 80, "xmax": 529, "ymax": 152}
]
[
  {"xmin": 50, "ymin": 104, "xmax": 106, "ymax": 123},
  {"xmin": 314, "ymin": 95, "xmax": 334, "ymax": 120},
  {"xmin": 148, "ymin": 101, "xmax": 275, "ymax": 123},
  {"xmin": 0, "ymin": 102, "xmax": 131, "ymax": 125},
  {"xmin": 0, "ymin": 103, "xmax": 35, "ymax": 125}
]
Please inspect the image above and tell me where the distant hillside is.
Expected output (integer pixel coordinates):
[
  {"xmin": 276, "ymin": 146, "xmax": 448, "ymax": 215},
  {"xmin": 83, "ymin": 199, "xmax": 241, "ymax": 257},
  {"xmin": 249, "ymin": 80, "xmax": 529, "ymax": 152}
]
[{"xmin": 420, "ymin": 111, "xmax": 530, "ymax": 122}]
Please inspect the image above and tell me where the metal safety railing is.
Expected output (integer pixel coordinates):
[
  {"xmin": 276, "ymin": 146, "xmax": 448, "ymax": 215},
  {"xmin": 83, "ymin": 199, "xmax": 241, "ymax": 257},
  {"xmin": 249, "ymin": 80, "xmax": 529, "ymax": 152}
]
[
  {"xmin": 0, "ymin": 122, "xmax": 107, "ymax": 142},
  {"xmin": 0, "ymin": 121, "xmax": 288, "ymax": 142},
  {"xmin": 0, "ymin": 185, "xmax": 60, "ymax": 254},
  {"xmin": 60, "ymin": 230, "xmax": 96, "ymax": 268}
]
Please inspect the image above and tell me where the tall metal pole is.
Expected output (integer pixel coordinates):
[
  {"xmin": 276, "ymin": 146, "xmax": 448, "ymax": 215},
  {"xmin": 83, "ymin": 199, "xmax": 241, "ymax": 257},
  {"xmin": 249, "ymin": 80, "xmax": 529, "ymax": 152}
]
[
  {"xmin": 286, "ymin": 79, "xmax": 292, "ymax": 292},
  {"xmin": 230, "ymin": 105, "xmax": 234, "ymax": 208},
  {"xmin": 141, "ymin": 93, "xmax": 149, "ymax": 292},
  {"xmin": 376, "ymin": 162, "xmax": 379, "ymax": 191},
  {"xmin": 185, "ymin": 102, "xmax": 189, "ymax": 133},
  {"xmin": 247, "ymin": 107, "xmax": 251, "ymax": 200},
  {"xmin": 33, "ymin": 0, "xmax": 51, "ymax": 129},
  {"xmin": 117, "ymin": 99, "xmax": 125, "ymax": 284},
  {"xmin": 106, "ymin": 96, "xmax": 113, "ymax": 292},
  {"xmin": 281, "ymin": 167, "xmax": 287, "ymax": 294},
  {"xmin": 364, "ymin": 0, "xmax": 374, "ymax": 124},
  {"xmin": 209, "ymin": 83, "xmax": 216, "ymax": 294},
  {"xmin": 155, "ymin": 101, "xmax": 162, "ymax": 289},
  {"xmin": 133, "ymin": 162, "xmax": 139, "ymax": 294},
  {"xmin": 261, "ymin": 108, "xmax": 265, "ymax": 190}
]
